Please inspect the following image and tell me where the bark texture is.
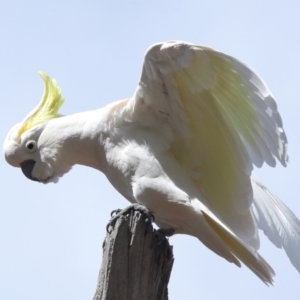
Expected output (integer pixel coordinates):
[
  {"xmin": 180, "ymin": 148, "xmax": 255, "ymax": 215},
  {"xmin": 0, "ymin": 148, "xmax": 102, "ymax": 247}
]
[{"xmin": 93, "ymin": 210, "xmax": 174, "ymax": 300}]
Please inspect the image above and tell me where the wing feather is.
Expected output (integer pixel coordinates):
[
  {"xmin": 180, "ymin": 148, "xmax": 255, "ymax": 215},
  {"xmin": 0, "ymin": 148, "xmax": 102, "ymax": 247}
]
[
  {"xmin": 128, "ymin": 40, "xmax": 288, "ymax": 248},
  {"xmin": 252, "ymin": 175, "xmax": 300, "ymax": 273}
]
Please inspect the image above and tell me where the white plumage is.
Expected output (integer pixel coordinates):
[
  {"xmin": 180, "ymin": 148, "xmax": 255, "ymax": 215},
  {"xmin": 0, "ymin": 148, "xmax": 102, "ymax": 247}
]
[{"xmin": 3, "ymin": 41, "xmax": 299, "ymax": 285}]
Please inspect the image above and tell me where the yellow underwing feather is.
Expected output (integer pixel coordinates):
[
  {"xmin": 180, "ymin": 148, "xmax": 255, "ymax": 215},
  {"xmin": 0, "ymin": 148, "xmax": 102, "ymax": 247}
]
[
  {"xmin": 169, "ymin": 51, "xmax": 262, "ymax": 246},
  {"xmin": 210, "ymin": 54, "xmax": 259, "ymax": 145},
  {"xmin": 172, "ymin": 55, "xmax": 254, "ymax": 210},
  {"xmin": 202, "ymin": 210, "xmax": 274, "ymax": 285},
  {"xmin": 18, "ymin": 72, "xmax": 64, "ymax": 138}
]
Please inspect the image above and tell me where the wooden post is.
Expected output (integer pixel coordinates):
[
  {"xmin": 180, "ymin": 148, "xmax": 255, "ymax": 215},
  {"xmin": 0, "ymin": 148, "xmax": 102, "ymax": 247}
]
[{"xmin": 93, "ymin": 210, "xmax": 174, "ymax": 300}]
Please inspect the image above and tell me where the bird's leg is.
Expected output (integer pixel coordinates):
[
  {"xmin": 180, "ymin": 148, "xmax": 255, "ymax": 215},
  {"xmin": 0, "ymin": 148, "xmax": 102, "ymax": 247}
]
[
  {"xmin": 156, "ymin": 228, "xmax": 175, "ymax": 237},
  {"xmin": 155, "ymin": 228, "xmax": 175, "ymax": 243},
  {"xmin": 106, "ymin": 204, "xmax": 155, "ymax": 233}
]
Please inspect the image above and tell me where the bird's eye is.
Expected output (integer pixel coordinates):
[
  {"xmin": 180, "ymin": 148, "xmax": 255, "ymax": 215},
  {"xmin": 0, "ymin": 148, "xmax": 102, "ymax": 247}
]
[{"xmin": 26, "ymin": 140, "xmax": 36, "ymax": 152}]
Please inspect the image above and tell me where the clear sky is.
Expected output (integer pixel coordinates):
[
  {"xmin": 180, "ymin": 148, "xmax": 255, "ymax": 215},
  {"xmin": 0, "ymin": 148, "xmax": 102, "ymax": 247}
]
[{"xmin": 1, "ymin": 1, "xmax": 300, "ymax": 299}]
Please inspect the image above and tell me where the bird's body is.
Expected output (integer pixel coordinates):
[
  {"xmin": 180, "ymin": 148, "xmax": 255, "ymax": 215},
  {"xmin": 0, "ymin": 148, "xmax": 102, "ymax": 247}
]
[{"xmin": 4, "ymin": 41, "xmax": 300, "ymax": 285}]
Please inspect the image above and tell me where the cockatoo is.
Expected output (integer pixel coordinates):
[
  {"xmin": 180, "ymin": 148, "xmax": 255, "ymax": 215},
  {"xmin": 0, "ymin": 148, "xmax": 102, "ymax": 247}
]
[{"xmin": 4, "ymin": 41, "xmax": 300, "ymax": 285}]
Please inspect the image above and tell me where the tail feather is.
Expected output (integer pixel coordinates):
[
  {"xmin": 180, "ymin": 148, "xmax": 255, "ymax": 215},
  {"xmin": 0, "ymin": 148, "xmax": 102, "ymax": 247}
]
[{"xmin": 202, "ymin": 210, "xmax": 275, "ymax": 285}]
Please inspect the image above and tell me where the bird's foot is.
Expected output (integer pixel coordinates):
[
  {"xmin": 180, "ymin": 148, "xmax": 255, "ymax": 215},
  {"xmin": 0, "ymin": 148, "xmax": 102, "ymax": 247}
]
[
  {"xmin": 106, "ymin": 204, "xmax": 154, "ymax": 233},
  {"xmin": 155, "ymin": 228, "xmax": 175, "ymax": 244}
]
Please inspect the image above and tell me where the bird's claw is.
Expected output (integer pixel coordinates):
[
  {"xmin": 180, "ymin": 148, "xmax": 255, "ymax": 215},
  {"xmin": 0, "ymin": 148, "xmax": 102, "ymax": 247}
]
[
  {"xmin": 110, "ymin": 208, "xmax": 122, "ymax": 217},
  {"xmin": 106, "ymin": 204, "xmax": 155, "ymax": 233}
]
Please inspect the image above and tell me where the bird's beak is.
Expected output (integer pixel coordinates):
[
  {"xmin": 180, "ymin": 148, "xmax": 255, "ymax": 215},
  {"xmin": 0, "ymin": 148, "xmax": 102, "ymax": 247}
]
[{"xmin": 20, "ymin": 160, "xmax": 40, "ymax": 182}]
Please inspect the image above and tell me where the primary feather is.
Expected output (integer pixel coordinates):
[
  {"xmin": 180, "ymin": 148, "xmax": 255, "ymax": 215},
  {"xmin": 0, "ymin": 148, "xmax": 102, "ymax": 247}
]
[{"xmin": 3, "ymin": 41, "xmax": 299, "ymax": 285}]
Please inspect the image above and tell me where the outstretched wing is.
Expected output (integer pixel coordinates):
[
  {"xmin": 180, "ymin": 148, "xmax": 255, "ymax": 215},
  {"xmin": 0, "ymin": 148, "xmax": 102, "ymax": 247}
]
[
  {"xmin": 252, "ymin": 175, "xmax": 300, "ymax": 272},
  {"xmin": 128, "ymin": 41, "xmax": 288, "ymax": 246}
]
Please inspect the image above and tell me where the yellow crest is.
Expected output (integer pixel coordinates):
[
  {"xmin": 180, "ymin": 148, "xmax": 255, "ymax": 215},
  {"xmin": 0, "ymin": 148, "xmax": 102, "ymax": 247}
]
[{"xmin": 18, "ymin": 72, "xmax": 64, "ymax": 137}]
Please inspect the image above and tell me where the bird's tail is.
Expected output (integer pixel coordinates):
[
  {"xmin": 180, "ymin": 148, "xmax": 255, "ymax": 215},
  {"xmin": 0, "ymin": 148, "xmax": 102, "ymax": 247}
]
[{"xmin": 201, "ymin": 210, "xmax": 275, "ymax": 285}]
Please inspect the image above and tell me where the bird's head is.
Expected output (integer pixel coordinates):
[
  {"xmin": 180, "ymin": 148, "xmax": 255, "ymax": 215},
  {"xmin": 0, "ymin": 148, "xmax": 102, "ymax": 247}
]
[{"xmin": 3, "ymin": 72, "xmax": 70, "ymax": 183}]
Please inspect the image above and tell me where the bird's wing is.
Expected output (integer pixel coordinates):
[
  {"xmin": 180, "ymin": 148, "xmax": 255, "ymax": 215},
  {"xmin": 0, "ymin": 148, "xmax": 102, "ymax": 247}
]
[
  {"xmin": 251, "ymin": 175, "xmax": 300, "ymax": 272},
  {"xmin": 126, "ymin": 41, "xmax": 288, "ymax": 246}
]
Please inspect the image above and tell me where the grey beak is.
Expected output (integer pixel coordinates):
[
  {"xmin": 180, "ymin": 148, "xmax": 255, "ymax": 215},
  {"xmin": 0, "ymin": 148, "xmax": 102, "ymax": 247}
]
[{"xmin": 20, "ymin": 160, "xmax": 40, "ymax": 182}]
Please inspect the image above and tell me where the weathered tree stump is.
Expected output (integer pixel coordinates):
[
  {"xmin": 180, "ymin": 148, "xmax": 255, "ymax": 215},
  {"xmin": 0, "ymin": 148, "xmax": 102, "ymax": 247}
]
[{"xmin": 93, "ymin": 209, "xmax": 174, "ymax": 300}]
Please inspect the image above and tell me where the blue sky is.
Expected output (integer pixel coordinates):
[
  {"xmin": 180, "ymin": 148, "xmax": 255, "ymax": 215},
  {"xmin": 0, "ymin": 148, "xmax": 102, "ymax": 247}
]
[{"xmin": 1, "ymin": 1, "xmax": 300, "ymax": 299}]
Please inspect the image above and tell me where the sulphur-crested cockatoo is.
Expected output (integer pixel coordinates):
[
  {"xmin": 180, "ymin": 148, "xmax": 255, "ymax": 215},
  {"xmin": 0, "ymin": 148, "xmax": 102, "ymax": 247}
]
[{"xmin": 4, "ymin": 41, "xmax": 300, "ymax": 285}]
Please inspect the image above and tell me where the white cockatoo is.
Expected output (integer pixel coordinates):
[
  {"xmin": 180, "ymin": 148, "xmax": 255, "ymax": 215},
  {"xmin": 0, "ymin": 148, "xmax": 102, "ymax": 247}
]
[{"xmin": 4, "ymin": 41, "xmax": 300, "ymax": 285}]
